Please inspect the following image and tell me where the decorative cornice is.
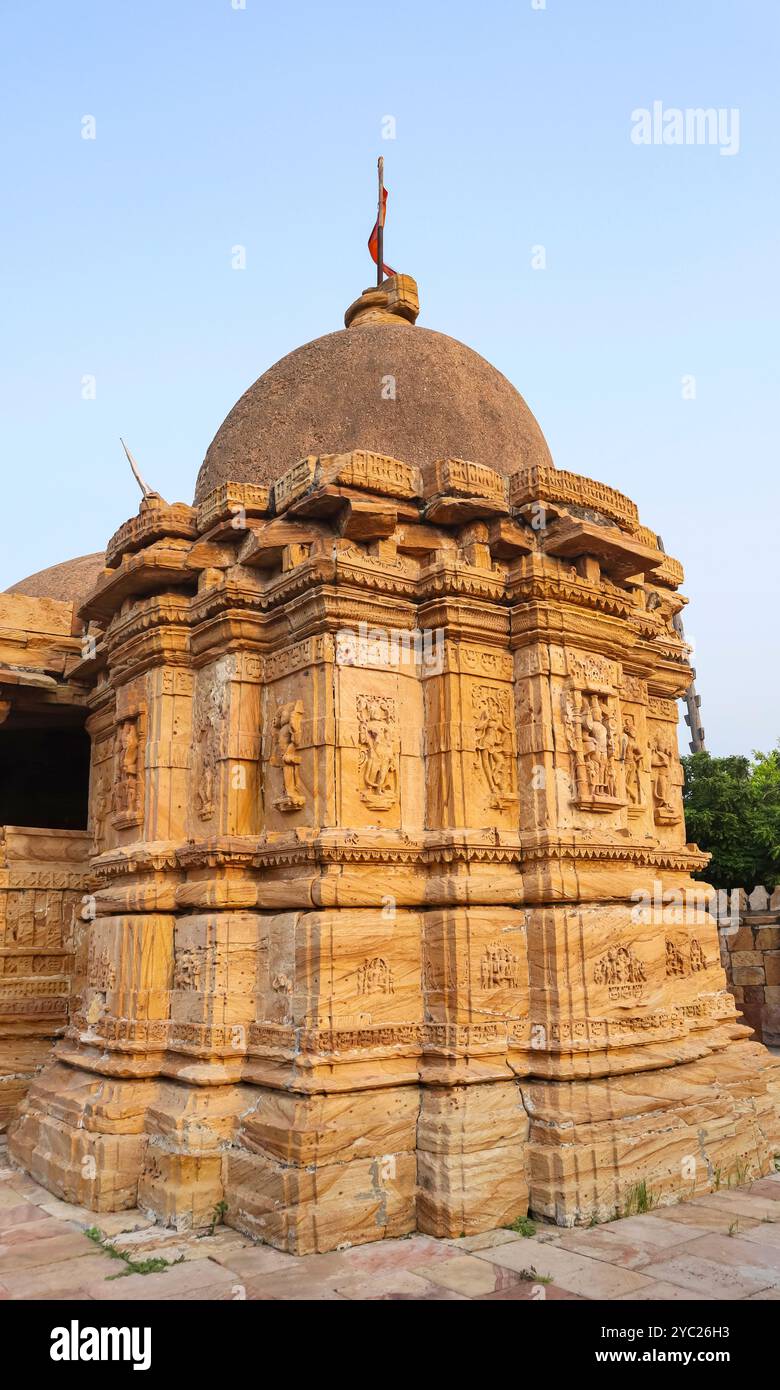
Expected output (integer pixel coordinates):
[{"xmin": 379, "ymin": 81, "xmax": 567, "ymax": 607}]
[{"xmin": 508, "ymin": 465, "xmax": 640, "ymax": 532}]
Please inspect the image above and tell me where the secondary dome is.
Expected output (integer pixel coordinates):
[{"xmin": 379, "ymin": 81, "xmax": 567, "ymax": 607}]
[
  {"xmin": 194, "ymin": 275, "xmax": 553, "ymax": 504},
  {"xmin": 6, "ymin": 552, "xmax": 106, "ymax": 605}
]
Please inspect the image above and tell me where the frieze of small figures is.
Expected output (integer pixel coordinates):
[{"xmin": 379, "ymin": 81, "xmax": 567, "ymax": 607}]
[
  {"xmin": 0, "ymin": 996, "xmax": 67, "ymax": 1016},
  {"xmin": 666, "ymin": 937, "xmax": 707, "ymax": 976},
  {"xmin": 263, "ymin": 635, "xmax": 331, "ymax": 681},
  {"xmin": 480, "ymin": 941, "xmax": 522, "ymax": 989},
  {"xmin": 593, "ymin": 944, "xmax": 648, "ymax": 999}
]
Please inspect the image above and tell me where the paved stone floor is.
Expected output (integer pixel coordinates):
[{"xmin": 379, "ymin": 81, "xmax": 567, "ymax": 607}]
[{"xmin": 1, "ymin": 1143, "xmax": 779, "ymax": 1301}]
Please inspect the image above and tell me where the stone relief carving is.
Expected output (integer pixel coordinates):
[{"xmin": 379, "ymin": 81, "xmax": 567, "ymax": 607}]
[
  {"xmin": 650, "ymin": 732, "xmax": 682, "ymax": 824},
  {"xmin": 356, "ymin": 956, "xmax": 395, "ymax": 995},
  {"xmin": 473, "ymin": 686, "xmax": 518, "ymax": 809},
  {"xmin": 87, "ymin": 940, "xmax": 117, "ymax": 993},
  {"xmin": 690, "ymin": 938, "xmax": 706, "ymax": 973},
  {"xmin": 270, "ymin": 700, "xmax": 306, "ymax": 812},
  {"xmin": 480, "ymin": 941, "xmax": 521, "ymax": 989},
  {"xmin": 620, "ymin": 674, "xmax": 646, "ymax": 703},
  {"xmin": 90, "ymin": 761, "xmax": 112, "ymax": 853},
  {"xmin": 173, "ymin": 949, "xmax": 202, "ymax": 991},
  {"xmin": 620, "ymin": 713, "xmax": 645, "ymax": 811},
  {"xmin": 665, "ymin": 938, "xmax": 686, "ymax": 977},
  {"xmin": 112, "ymin": 716, "xmax": 142, "ymax": 826},
  {"xmin": 666, "ymin": 937, "xmax": 707, "ymax": 977},
  {"xmin": 567, "ymin": 652, "xmax": 615, "ymax": 691},
  {"xmin": 594, "ymin": 945, "xmax": 647, "ymax": 1000},
  {"xmin": 357, "ymin": 695, "xmax": 398, "ymax": 810},
  {"xmin": 562, "ymin": 687, "xmax": 624, "ymax": 811},
  {"xmin": 195, "ymin": 676, "xmax": 228, "ymax": 822},
  {"xmin": 422, "ymin": 952, "xmax": 456, "ymax": 993}
]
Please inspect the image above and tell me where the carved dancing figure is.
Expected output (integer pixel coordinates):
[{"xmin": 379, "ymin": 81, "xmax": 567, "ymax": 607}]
[
  {"xmin": 475, "ymin": 692, "xmax": 516, "ymax": 805},
  {"xmin": 271, "ymin": 700, "xmax": 306, "ymax": 811},
  {"xmin": 357, "ymin": 696, "xmax": 398, "ymax": 807}
]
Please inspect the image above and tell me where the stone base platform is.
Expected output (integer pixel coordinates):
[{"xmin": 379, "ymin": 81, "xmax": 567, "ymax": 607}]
[{"xmin": 8, "ymin": 1041, "xmax": 780, "ymax": 1254}]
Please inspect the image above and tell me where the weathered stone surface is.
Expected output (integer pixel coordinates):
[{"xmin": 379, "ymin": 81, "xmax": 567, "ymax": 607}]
[{"xmin": 417, "ymin": 1083, "xmax": 529, "ymax": 1238}]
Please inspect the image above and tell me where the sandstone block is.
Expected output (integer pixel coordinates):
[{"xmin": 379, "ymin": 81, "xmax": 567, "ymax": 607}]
[
  {"xmin": 224, "ymin": 1148, "xmax": 416, "ymax": 1255},
  {"xmin": 728, "ymin": 927, "xmax": 755, "ymax": 952},
  {"xmin": 416, "ymin": 1082, "xmax": 529, "ymax": 1237},
  {"xmin": 764, "ymin": 952, "xmax": 780, "ymax": 986},
  {"xmin": 237, "ymin": 1086, "xmax": 419, "ymax": 1166},
  {"xmin": 731, "ymin": 951, "xmax": 763, "ymax": 968},
  {"xmin": 733, "ymin": 966, "xmax": 766, "ymax": 986}
]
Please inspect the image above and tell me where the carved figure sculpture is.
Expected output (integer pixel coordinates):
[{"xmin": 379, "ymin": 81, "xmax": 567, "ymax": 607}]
[
  {"xmin": 651, "ymin": 733, "xmax": 677, "ymax": 819},
  {"xmin": 666, "ymin": 938, "xmax": 686, "ymax": 977},
  {"xmin": 480, "ymin": 942, "xmax": 521, "ymax": 989},
  {"xmin": 271, "ymin": 700, "xmax": 305, "ymax": 811},
  {"xmin": 474, "ymin": 688, "xmax": 517, "ymax": 808},
  {"xmin": 113, "ymin": 718, "xmax": 139, "ymax": 817},
  {"xmin": 356, "ymin": 956, "xmax": 394, "ymax": 995},
  {"xmin": 690, "ymin": 938, "xmax": 706, "ymax": 973},
  {"xmin": 621, "ymin": 714, "xmax": 644, "ymax": 806},
  {"xmin": 594, "ymin": 944, "xmax": 647, "ymax": 987},
  {"xmin": 357, "ymin": 695, "xmax": 398, "ymax": 809}
]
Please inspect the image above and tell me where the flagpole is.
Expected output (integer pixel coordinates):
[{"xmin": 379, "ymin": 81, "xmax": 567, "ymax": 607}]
[{"xmin": 377, "ymin": 156, "xmax": 384, "ymax": 286}]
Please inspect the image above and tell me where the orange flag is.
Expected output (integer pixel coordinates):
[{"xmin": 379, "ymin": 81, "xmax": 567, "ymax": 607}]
[{"xmin": 368, "ymin": 185, "xmax": 396, "ymax": 279}]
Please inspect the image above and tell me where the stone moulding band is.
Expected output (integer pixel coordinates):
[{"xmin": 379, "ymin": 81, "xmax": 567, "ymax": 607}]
[{"xmin": 508, "ymin": 465, "xmax": 641, "ymax": 531}]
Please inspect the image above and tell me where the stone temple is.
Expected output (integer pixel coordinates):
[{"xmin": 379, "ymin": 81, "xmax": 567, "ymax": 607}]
[{"xmin": 1, "ymin": 273, "xmax": 777, "ymax": 1253}]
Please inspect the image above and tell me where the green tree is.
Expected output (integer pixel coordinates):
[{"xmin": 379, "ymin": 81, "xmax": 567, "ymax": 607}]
[{"xmin": 682, "ymin": 748, "xmax": 780, "ymax": 890}]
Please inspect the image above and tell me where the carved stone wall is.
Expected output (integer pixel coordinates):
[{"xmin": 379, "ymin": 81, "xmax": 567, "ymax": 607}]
[{"xmin": 0, "ymin": 826, "xmax": 91, "ymax": 1128}]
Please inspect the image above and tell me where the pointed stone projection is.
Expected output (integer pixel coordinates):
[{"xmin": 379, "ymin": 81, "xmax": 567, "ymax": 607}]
[{"xmin": 6, "ymin": 275, "xmax": 779, "ymax": 1252}]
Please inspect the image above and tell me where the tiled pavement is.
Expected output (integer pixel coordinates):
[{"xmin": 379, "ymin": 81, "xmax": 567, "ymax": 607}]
[{"xmin": 1, "ymin": 1145, "xmax": 779, "ymax": 1301}]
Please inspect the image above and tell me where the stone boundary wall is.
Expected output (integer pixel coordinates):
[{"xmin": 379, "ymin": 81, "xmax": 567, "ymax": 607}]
[{"xmin": 718, "ymin": 886, "xmax": 780, "ymax": 1048}]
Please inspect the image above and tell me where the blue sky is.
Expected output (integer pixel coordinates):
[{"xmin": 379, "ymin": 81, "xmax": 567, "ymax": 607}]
[{"xmin": 0, "ymin": 0, "xmax": 777, "ymax": 754}]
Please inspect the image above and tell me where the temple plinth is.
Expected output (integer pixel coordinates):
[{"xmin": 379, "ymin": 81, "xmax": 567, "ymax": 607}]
[{"xmin": 4, "ymin": 276, "xmax": 779, "ymax": 1251}]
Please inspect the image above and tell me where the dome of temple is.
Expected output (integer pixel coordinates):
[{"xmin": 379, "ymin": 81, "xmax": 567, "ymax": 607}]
[
  {"xmin": 6, "ymin": 552, "xmax": 106, "ymax": 605},
  {"xmin": 194, "ymin": 276, "xmax": 553, "ymax": 504}
]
